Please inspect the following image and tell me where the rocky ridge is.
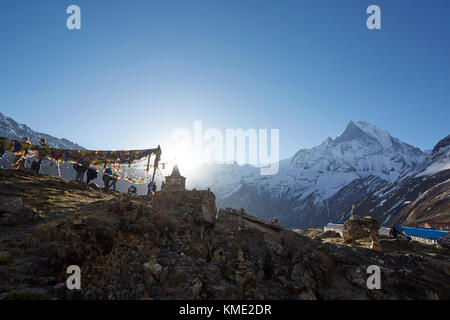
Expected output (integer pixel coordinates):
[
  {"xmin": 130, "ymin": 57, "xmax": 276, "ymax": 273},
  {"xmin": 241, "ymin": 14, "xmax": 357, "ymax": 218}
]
[{"xmin": 0, "ymin": 169, "xmax": 449, "ymax": 300}]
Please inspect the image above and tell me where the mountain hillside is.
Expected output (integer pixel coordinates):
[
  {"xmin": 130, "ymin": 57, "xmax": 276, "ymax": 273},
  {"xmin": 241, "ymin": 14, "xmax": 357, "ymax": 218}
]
[
  {"xmin": 0, "ymin": 169, "xmax": 449, "ymax": 300},
  {"xmin": 347, "ymin": 134, "xmax": 450, "ymax": 226}
]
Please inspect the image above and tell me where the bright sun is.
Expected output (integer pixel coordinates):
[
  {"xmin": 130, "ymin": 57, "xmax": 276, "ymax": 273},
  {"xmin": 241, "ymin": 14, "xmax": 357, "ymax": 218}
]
[{"xmin": 161, "ymin": 149, "xmax": 199, "ymax": 174}]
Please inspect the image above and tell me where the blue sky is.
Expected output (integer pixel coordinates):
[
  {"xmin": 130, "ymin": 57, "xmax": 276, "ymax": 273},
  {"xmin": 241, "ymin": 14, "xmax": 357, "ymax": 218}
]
[{"xmin": 0, "ymin": 0, "xmax": 449, "ymax": 161}]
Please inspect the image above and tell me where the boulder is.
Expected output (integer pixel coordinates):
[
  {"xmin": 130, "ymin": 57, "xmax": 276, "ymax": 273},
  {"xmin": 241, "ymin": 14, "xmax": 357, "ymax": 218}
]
[
  {"xmin": 200, "ymin": 200, "xmax": 216, "ymax": 225},
  {"xmin": 144, "ymin": 262, "xmax": 163, "ymax": 277},
  {"xmin": 342, "ymin": 215, "xmax": 379, "ymax": 242}
]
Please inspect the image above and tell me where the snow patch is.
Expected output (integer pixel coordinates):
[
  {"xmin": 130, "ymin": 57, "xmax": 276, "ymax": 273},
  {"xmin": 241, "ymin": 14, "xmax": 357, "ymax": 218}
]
[
  {"xmin": 417, "ymin": 160, "xmax": 450, "ymax": 177},
  {"xmin": 354, "ymin": 121, "xmax": 393, "ymax": 149}
]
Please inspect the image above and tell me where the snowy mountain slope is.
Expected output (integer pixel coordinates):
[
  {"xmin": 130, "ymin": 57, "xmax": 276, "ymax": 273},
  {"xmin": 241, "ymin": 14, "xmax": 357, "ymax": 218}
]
[
  {"xmin": 283, "ymin": 175, "xmax": 389, "ymax": 228},
  {"xmin": 351, "ymin": 169, "xmax": 450, "ymax": 227},
  {"xmin": 348, "ymin": 134, "xmax": 450, "ymax": 226},
  {"xmin": 0, "ymin": 112, "xmax": 85, "ymax": 150},
  {"xmin": 415, "ymin": 134, "xmax": 450, "ymax": 177},
  {"xmin": 286, "ymin": 132, "xmax": 450, "ymax": 227},
  {"xmin": 191, "ymin": 121, "xmax": 425, "ymax": 200},
  {"xmin": 188, "ymin": 121, "xmax": 433, "ymax": 228}
]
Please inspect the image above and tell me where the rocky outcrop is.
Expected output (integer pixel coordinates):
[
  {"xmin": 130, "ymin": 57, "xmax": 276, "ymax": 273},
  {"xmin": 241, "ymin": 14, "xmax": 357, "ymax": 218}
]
[
  {"xmin": 0, "ymin": 169, "xmax": 449, "ymax": 300},
  {"xmin": 342, "ymin": 216, "xmax": 379, "ymax": 243}
]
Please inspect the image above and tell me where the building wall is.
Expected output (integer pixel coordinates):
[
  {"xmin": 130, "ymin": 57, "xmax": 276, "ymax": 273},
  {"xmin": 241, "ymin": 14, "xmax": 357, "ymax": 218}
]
[{"xmin": 162, "ymin": 176, "xmax": 186, "ymax": 191}]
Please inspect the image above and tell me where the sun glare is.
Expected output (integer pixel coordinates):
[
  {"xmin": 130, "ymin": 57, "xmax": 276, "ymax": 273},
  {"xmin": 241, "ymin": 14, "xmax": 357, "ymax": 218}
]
[{"xmin": 161, "ymin": 149, "xmax": 199, "ymax": 175}]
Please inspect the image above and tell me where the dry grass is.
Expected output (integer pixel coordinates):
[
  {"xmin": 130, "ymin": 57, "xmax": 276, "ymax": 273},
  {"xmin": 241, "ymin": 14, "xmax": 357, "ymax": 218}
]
[{"xmin": 0, "ymin": 169, "xmax": 116, "ymax": 217}]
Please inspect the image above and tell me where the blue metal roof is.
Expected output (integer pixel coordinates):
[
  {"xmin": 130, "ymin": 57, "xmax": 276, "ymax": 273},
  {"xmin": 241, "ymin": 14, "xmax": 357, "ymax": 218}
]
[
  {"xmin": 322, "ymin": 223, "xmax": 448, "ymax": 240},
  {"xmin": 396, "ymin": 226, "xmax": 448, "ymax": 240}
]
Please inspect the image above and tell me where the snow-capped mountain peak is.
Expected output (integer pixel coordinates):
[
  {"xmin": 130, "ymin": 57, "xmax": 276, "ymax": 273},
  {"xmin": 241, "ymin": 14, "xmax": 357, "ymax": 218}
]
[
  {"xmin": 353, "ymin": 120, "xmax": 393, "ymax": 148},
  {"xmin": 188, "ymin": 121, "xmax": 437, "ymax": 228},
  {"xmin": 288, "ymin": 121, "xmax": 425, "ymax": 183},
  {"xmin": 332, "ymin": 120, "xmax": 380, "ymax": 145}
]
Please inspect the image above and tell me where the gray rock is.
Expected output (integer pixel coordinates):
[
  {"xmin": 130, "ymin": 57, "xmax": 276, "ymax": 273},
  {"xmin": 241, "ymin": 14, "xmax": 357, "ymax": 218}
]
[{"xmin": 0, "ymin": 196, "xmax": 23, "ymax": 213}]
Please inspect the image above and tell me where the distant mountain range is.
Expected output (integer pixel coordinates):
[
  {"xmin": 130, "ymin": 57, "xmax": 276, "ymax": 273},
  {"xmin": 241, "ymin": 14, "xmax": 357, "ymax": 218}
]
[
  {"xmin": 1, "ymin": 112, "xmax": 448, "ymax": 228},
  {"xmin": 187, "ymin": 121, "xmax": 450, "ymax": 228}
]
